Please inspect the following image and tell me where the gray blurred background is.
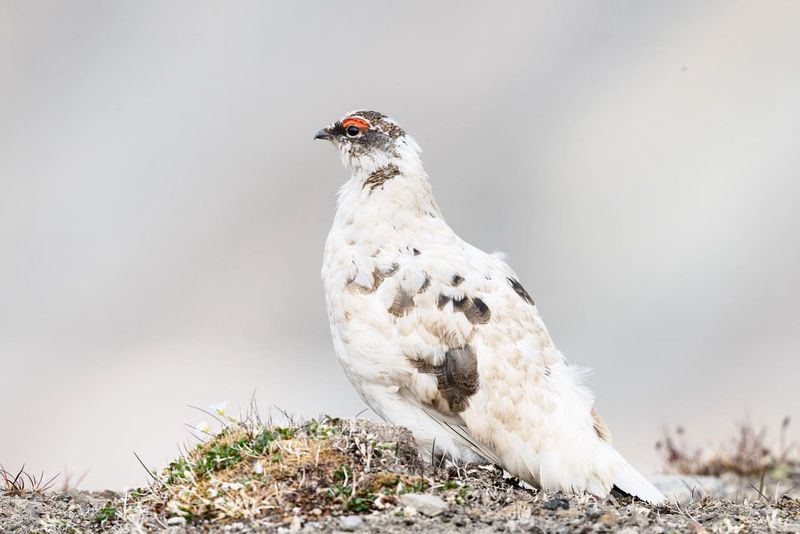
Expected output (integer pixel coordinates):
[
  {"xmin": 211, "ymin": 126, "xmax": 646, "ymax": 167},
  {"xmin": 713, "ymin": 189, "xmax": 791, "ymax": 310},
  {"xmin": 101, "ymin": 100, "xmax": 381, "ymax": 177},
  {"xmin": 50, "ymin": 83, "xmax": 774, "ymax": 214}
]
[{"xmin": 1, "ymin": 1, "xmax": 799, "ymax": 490}]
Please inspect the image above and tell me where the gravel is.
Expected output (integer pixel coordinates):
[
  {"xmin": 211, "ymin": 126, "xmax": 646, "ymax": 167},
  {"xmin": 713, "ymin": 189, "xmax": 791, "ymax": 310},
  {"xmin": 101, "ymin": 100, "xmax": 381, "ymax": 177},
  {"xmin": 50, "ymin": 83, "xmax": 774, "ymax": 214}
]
[
  {"xmin": 0, "ymin": 490, "xmax": 120, "ymax": 532},
  {"xmin": 3, "ymin": 479, "xmax": 798, "ymax": 533}
]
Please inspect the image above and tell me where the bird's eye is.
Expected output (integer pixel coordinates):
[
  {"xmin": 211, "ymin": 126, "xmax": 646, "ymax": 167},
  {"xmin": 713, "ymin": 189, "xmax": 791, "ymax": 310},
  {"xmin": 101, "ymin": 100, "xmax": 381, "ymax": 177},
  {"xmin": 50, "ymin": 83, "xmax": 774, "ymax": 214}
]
[{"xmin": 346, "ymin": 125, "xmax": 360, "ymax": 137}]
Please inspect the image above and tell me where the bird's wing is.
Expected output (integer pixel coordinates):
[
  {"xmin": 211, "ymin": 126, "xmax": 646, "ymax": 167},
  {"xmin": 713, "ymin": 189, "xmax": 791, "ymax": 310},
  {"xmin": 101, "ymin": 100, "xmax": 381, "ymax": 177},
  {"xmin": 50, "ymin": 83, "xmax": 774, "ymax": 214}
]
[
  {"xmin": 338, "ymin": 238, "xmax": 579, "ymax": 466},
  {"xmin": 415, "ymin": 402, "xmax": 504, "ymax": 466}
]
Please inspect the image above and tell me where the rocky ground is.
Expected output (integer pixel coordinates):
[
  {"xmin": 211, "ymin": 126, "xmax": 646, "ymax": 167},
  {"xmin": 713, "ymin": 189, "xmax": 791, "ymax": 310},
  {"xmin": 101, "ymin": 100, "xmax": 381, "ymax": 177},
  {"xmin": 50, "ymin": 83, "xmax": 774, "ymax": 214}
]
[{"xmin": 2, "ymin": 418, "xmax": 799, "ymax": 533}]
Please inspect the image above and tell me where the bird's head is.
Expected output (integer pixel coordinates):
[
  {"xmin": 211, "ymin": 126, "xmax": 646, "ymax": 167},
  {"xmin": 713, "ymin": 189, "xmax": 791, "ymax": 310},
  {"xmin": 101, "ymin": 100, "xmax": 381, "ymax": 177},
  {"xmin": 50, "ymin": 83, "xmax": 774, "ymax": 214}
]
[{"xmin": 314, "ymin": 110, "xmax": 420, "ymax": 173}]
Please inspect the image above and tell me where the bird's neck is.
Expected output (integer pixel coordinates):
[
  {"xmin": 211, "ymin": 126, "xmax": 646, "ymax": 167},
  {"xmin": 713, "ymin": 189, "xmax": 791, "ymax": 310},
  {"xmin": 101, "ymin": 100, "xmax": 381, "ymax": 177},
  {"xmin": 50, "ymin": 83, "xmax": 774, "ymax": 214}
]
[{"xmin": 333, "ymin": 147, "xmax": 443, "ymax": 231}]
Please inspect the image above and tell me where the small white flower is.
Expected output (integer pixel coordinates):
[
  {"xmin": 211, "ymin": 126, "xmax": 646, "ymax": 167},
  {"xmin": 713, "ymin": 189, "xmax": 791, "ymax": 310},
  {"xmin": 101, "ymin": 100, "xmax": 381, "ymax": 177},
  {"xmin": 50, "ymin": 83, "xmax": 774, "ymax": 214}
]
[
  {"xmin": 195, "ymin": 421, "xmax": 211, "ymax": 433},
  {"xmin": 209, "ymin": 401, "xmax": 228, "ymax": 416},
  {"xmin": 253, "ymin": 461, "xmax": 264, "ymax": 474}
]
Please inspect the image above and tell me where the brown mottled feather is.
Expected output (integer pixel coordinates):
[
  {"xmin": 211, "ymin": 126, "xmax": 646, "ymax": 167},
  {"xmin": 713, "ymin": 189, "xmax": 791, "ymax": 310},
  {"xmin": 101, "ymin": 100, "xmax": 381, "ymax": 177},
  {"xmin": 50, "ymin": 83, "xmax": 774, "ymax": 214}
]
[
  {"xmin": 346, "ymin": 263, "xmax": 399, "ymax": 294},
  {"xmin": 411, "ymin": 346, "xmax": 479, "ymax": 413},
  {"xmin": 388, "ymin": 288, "xmax": 415, "ymax": 317}
]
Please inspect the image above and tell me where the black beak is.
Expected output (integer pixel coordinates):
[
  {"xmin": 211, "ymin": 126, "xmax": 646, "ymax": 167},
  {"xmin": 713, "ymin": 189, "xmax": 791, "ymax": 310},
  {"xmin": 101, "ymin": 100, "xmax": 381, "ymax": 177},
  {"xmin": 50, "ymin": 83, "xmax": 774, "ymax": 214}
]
[{"xmin": 314, "ymin": 128, "xmax": 333, "ymax": 141}]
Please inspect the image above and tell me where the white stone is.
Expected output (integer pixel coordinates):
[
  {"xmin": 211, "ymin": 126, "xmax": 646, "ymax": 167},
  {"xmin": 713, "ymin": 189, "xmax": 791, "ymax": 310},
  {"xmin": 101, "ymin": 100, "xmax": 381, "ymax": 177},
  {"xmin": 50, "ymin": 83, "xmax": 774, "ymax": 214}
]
[
  {"xmin": 289, "ymin": 516, "xmax": 302, "ymax": 532},
  {"xmin": 398, "ymin": 493, "xmax": 448, "ymax": 517},
  {"xmin": 339, "ymin": 515, "xmax": 364, "ymax": 531}
]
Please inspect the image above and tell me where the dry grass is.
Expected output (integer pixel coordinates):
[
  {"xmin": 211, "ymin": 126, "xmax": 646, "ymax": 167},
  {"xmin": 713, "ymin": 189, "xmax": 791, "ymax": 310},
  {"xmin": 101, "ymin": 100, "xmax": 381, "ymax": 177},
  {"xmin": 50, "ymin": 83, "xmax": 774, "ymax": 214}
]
[
  {"xmin": 656, "ymin": 416, "xmax": 800, "ymax": 506},
  {"xmin": 656, "ymin": 416, "xmax": 798, "ymax": 479},
  {"xmin": 0, "ymin": 464, "xmax": 58, "ymax": 495}
]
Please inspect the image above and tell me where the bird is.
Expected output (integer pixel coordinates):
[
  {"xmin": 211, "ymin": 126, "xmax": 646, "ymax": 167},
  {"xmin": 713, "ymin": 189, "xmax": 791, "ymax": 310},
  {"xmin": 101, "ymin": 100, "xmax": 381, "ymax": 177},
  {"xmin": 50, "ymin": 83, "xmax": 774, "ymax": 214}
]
[{"xmin": 315, "ymin": 110, "xmax": 665, "ymax": 504}]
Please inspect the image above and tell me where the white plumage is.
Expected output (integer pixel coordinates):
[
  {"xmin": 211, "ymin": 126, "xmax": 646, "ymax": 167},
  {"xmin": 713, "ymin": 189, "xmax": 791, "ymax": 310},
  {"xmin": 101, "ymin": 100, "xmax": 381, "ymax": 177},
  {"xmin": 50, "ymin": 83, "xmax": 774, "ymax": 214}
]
[{"xmin": 316, "ymin": 110, "xmax": 665, "ymax": 504}]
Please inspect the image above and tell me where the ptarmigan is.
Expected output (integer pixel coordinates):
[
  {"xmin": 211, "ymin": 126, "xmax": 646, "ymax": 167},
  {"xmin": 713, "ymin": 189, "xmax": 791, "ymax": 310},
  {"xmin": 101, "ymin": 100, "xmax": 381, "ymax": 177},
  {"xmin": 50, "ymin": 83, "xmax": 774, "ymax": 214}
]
[{"xmin": 316, "ymin": 110, "xmax": 665, "ymax": 504}]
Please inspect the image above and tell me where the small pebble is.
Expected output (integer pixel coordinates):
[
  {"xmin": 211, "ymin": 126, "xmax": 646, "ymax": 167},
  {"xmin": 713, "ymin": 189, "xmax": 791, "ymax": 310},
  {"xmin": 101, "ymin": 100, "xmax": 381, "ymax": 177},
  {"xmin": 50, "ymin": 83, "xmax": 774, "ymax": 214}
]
[
  {"xmin": 339, "ymin": 515, "xmax": 363, "ymax": 531},
  {"xmin": 399, "ymin": 493, "xmax": 449, "ymax": 517},
  {"xmin": 543, "ymin": 495, "xmax": 570, "ymax": 511}
]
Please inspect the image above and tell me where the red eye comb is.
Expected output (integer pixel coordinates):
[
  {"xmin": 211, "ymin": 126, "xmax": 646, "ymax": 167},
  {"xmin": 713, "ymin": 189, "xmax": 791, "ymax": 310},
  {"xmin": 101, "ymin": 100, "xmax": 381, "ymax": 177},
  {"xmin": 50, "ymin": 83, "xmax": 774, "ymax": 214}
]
[{"xmin": 342, "ymin": 117, "xmax": 370, "ymax": 130}]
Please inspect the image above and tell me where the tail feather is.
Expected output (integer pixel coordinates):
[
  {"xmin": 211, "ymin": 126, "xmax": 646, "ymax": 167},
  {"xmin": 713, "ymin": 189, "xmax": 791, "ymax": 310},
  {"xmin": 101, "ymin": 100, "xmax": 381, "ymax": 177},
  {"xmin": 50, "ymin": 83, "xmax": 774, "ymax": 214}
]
[{"xmin": 611, "ymin": 456, "xmax": 666, "ymax": 505}]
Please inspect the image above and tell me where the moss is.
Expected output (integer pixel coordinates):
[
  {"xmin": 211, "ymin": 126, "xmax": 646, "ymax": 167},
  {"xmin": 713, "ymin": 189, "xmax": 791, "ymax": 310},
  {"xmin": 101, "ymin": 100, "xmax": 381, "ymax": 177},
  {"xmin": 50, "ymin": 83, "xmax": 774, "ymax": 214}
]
[
  {"xmin": 95, "ymin": 503, "xmax": 117, "ymax": 523},
  {"xmin": 195, "ymin": 442, "xmax": 243, "ymax": 475}
]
